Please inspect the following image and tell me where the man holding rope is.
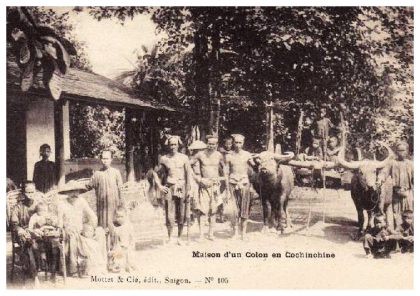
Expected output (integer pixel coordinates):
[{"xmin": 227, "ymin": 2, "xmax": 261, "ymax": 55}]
[
  {"xmin": 153, "ymin": 135, "xmax": 193, "ymax": 246},
  {"xmin": 225, "ymin": 134, "xmax": 256, "ymax": 240}
]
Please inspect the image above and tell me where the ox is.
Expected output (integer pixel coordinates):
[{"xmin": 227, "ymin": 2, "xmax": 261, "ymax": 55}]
[
  {"xmin": 335, "ymin": 144, "xmax": 393, "ymax": 239},
  {"xmin": 253, "ymin": 151, "xmax": 296, "ymax": 234}
]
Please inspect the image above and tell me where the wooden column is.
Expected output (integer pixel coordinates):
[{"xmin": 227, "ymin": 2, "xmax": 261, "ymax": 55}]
[
  {"xmin": 125, "ymin": 108, "xmax": 135, "ymax": 182},
  {"xmin": 54, "ymin": 100, "xmax": 67, "ymax": 186}
]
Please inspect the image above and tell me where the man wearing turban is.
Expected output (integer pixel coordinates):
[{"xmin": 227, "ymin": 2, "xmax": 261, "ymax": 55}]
[{"xmin": 153, "ymin": 135, "xmax": 193, "ymax": 245}]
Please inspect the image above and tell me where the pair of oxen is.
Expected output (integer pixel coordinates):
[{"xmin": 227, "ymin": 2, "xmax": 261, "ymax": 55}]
[{"xmin": 252, "ymin": 143, "xmax": 394, "ymax": 238}]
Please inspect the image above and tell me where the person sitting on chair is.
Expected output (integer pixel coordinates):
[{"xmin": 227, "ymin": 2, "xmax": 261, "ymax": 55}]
[
  {"xmin": 56, "ymin": 181, "xmax": 107, "ymax": 277},
  {"xmin": 9, "ymin": 181, "xmax": 42, "ymax": 284}
]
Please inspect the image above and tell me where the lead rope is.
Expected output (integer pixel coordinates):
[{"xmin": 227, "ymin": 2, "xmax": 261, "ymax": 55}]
[
  {"xmin": 306, "ymin": 167, "xmax": 316, "ymax": 230},
  {"xmin": 366, "ymin": 184, "xmax": 381, "ymax": 213},
  {"xmin": 259, "ymin": 174, "xmax": 264, "ymax": 227}
]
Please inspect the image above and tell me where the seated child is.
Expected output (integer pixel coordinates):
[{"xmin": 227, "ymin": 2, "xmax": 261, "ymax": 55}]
[
  {"xmin": 28, "ymin": 202, "xmax": 58, "ymax": 272},
  {"xmin": 394, "ymin": 210, "xmax": 414, "ymax": 253},
  {"xmin": 326, "ymin": 136, "xmax": 341, "ymax": 162},
  {"xmin": 363, "ymin": 215, "xmax": 396, "ymax": 259},
  {"xmin": 108, "ymin": 207, "xmax": 136, "ymax": 273},
  {"xmin": 28, "ymin": 202, "xmax": 57, "ymax": 233},
  {"xmin": 303, "ymin": 138, "xmax": 323, "ymax": 161}
]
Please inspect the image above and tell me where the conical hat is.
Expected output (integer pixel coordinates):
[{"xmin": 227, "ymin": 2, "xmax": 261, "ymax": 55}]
[{"xmin": 57, "ymin": 180, "xmax": 88, "ymax": 195}]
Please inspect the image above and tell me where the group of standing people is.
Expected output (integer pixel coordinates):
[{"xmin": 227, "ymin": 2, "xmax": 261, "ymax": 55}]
[
  {"xmin": 152, "ymin": 133, "xmax": 257, "ymax": 245},
  {"xmin": 299, "ymin": 106, "xmax": 345, "ymax": 163},
  {"xmin": 362, "ymin": 141, "xmax": 414, "ymax": 258}
]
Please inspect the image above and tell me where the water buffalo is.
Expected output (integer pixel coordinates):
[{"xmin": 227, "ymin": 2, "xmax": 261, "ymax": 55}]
[
  {"xmin": 335, "ymin": 144, "xmax": 393, "ymax": 239},
  {"xmin": 253, "ymin": 151, "xmax": 296, "ymax": 234}
]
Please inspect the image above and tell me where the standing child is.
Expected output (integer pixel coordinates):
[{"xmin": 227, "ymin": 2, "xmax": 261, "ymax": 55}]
[
  {"xmin": 79, "ymin": 223, "xmax": 107, "ymax": 276},
  {"xmin": 108, "ymin": 207, "xmax": 136, "ymax": 272},
  {"xmin": 316, "ymin": 106, "xmax": 334, "ymax": 153},
  {"xmin": 300, "ymin": 116, "xmax": 315, "ymax": 153}
]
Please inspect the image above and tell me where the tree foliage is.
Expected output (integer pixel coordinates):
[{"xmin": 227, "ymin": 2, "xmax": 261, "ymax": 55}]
[
  {"xmin": 27, "ymin": 7, "xmax": 93, "ymax": 72},
  {"xmin": 7, "ymin": 7, "xmax": 127, "ymax": 159},
  {"xmin": 70, "ymin": 102, "xmax": 126, "ymax": 159},
  {"xmin": 85, "ymin": 7, "xmax": 414, "ymax": 152}
]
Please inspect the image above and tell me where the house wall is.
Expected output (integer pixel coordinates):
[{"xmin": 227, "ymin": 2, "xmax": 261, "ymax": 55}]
[{"xmin": 25, "ymin": 97, "xmax": 56, "ymax": 180}]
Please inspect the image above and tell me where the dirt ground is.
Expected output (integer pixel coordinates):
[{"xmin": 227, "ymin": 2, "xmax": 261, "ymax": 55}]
[{"xmin": 6, "ymin": 187, "xmax": 413, "ymax": 289}]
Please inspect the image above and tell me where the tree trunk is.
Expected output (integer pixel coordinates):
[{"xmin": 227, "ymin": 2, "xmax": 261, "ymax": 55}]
[
  {"xmin": 209, "ymin": 27, "xmax": 221, "ymax": 137},
  {"xmin": 266, "ymin": 102, "xmax": 274, "ymax": 152},
  {"xmin": 193, "ymin": 26, "xmax": 210, "ymax": 139}
]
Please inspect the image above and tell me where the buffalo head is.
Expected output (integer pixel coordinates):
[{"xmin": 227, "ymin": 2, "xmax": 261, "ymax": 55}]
[
  {"xmin": 256, "ymin": 151, "xmax": 295, "ymax": 175},
  {"xmin": 336, "ymin": 143, "xmax": 393, "ymax": 191}
]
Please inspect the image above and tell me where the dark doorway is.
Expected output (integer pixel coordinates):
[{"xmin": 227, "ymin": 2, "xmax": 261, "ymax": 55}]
[{"xmin": 7, "ymin": 102, "xmax": 27, "ymax": 186}]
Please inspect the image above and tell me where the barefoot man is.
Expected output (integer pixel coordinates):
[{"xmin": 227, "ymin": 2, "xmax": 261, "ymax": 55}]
[
  {"xmin": 153, "ymin": 135, "xmax": 192, "ymax": 245},
  {"xmin": 190, "ymin": 135, "xmax": 226, "ymax": 240},
  {"xmin": 225, "ymin": 134, "xmax": 256, "ymax": 240}
]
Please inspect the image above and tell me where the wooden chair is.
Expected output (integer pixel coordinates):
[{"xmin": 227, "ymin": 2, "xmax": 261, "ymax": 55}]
[
  {"xmin": 121, "ymin": 181, "xmax": 166, "ymax": 248},
  {"xmin": 42, "ymin": 190, "xmax": 67, "ymax": 283},
  {"xmin": 7, "ymin": 189, "xmax": 67, "ymax": 284},
  {"xmin": 6, "ymin": 190, "xmax": 20, "ymax": 230},
  {"xmin": 7, "ymin": 189, "xmax": 24, "ymax": 282}
]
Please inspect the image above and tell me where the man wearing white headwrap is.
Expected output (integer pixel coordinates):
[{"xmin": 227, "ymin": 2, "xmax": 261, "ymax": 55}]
[
  {"xmin": 225, "ymin": 134, "xmax": 256, "ymax": 240},
  {"xmin": 153, "ymin": 135, "xmax": 193, "ymax": 245},
  {"xmin": 378, "ymin": 141, "xmax": 413, "ymax": 229},
  {"xmin": 190, "ymin": 135, "xmax": 226, "ymax": 241}
]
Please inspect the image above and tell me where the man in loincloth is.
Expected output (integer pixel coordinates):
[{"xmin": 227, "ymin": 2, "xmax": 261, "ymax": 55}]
[
  {"xmin": 379, "ymin": 141, "xmax": 413, "ymax": 230},
  {"xmin": 225, "ymin": 134, "xmax": 256, "ymax": 240},
  {"xmin": 187, "ymin": 140, "xmax": 207, "ymax": 224},
  {"xmin": 153, "ymin": 135, "xmax": 192, "ymax": 245},
  {"xmin": 190, "ymin": 135, "xmax": 226, "ymax": 241},
  {"xmin": 217, "ymin": 136, "xmax": 234, "ymax": 223}
]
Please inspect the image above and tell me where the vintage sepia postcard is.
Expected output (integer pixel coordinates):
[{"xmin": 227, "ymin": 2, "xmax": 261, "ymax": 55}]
[{"xmin": 5, "ymin": 5, "xmax": 414, "ymax": 290}]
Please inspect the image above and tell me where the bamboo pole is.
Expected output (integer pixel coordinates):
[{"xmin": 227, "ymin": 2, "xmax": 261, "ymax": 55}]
[{"xmin": 296, "ymin": 110, "xmax": 304, "ymax": 155}]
